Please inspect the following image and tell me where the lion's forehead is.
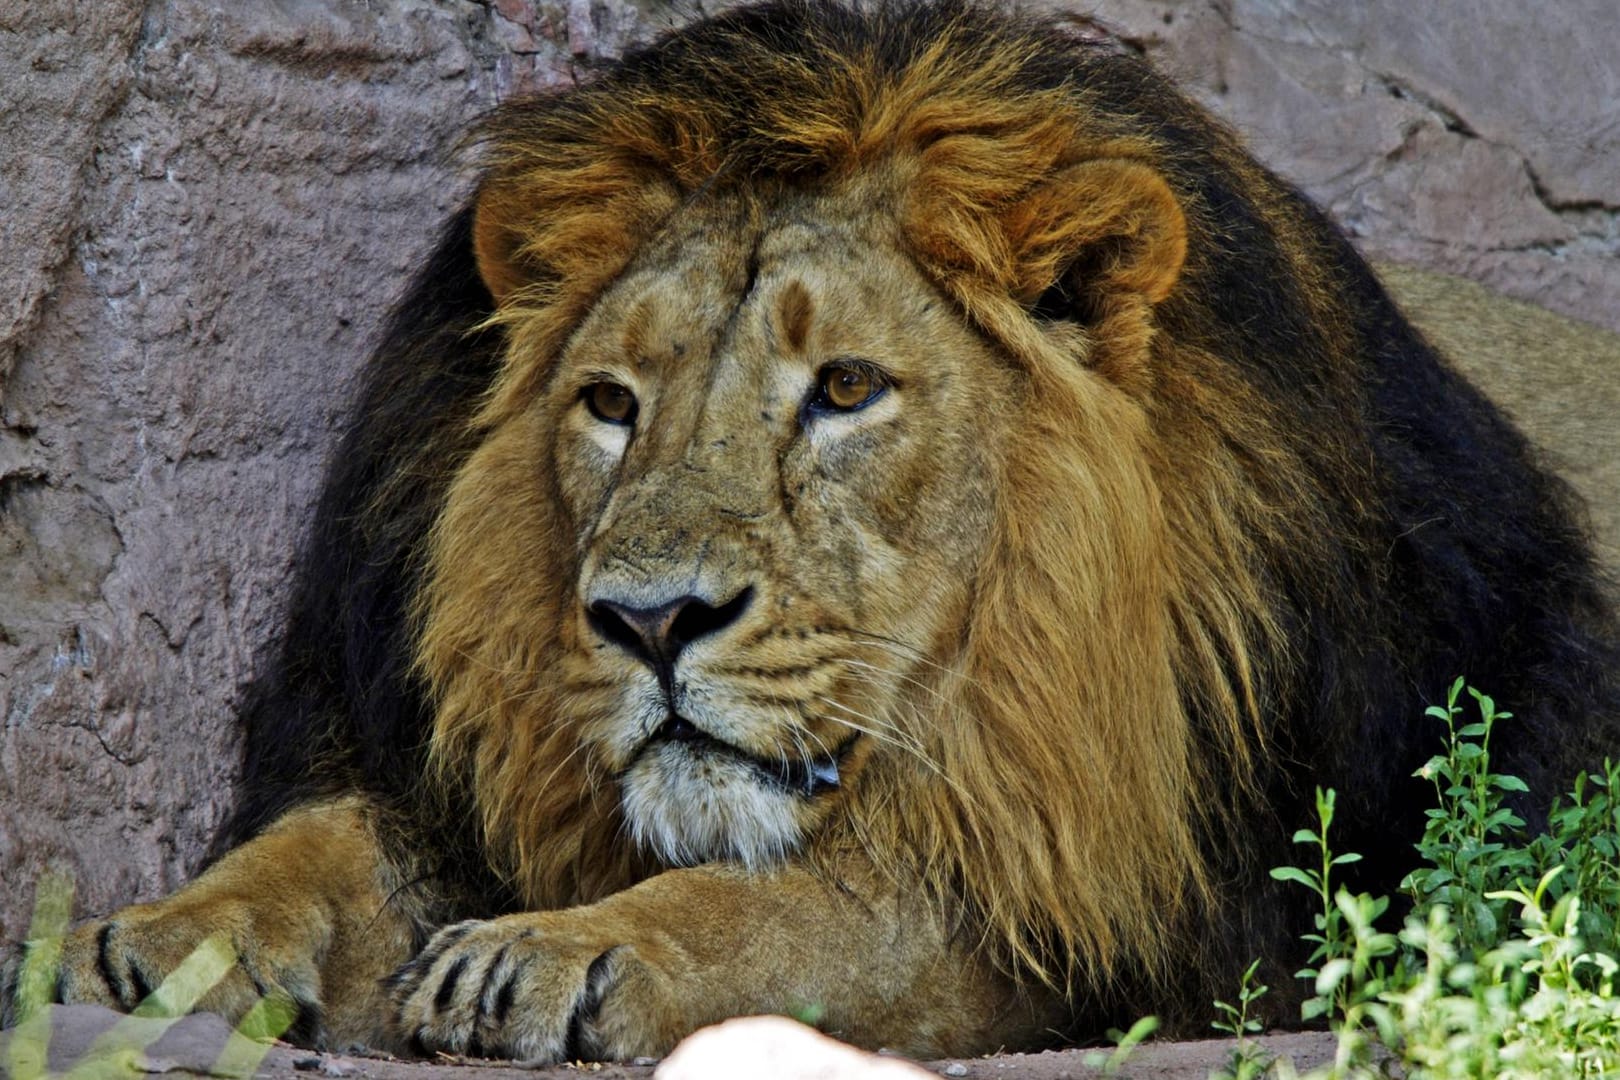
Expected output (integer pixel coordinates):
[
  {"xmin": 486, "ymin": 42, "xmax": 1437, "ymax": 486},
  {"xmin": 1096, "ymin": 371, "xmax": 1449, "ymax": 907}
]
[{"xmin": 574, "ymin": 197, "xmax": 957, "ymax": 401}]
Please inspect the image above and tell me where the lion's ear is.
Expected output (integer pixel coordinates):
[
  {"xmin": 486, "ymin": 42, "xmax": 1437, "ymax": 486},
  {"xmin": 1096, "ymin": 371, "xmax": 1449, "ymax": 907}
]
[
  {"xmin": 1003, "ymin": 160, "xmax": 1186, "ymax": 320},
  {"xmin": 469, "ymin": 170, "xmax": 681, "ymax": 309},
  {"xmin": 472, "ymin": 185, "xmax": 534, "ymax": 306}
]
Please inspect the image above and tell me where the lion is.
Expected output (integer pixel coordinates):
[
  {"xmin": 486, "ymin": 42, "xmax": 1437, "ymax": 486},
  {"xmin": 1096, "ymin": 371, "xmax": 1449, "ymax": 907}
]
[{"xmin": 6, "ymin": 0, "xmax": 1618, "ymax": 1062}]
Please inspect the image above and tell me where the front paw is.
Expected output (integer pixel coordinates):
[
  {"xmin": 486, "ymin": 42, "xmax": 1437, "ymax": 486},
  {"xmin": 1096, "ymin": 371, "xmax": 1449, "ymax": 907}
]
[
  {"xmin": 38, "ymin": 904, "xmax": 320, "ymax": 1043},
  {"xmin": 389, "ymin": 915, "xmax": 661, "ymax": 1063}
]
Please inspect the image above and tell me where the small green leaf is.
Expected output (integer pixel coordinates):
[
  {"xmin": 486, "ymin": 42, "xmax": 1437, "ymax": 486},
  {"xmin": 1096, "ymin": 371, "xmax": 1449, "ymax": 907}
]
[
  {"xmin": 1270, "ymin": 867, "xmax": 1316, "ymax": 888},
  {"xmin": 1314, "ymin": 957, "xmax": 1351, "ymax": 995}
]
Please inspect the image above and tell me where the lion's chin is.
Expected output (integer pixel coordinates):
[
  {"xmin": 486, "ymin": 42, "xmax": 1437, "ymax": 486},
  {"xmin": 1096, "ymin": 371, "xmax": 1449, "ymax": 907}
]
[{"xmin": 621, "ymin": 744, "xmax": 808, "ymax": 869}]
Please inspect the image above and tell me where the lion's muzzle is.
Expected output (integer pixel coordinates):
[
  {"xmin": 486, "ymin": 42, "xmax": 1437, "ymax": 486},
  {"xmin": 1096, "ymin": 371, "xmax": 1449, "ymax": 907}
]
[{"xmin": 586, "ymin": 587, "xmax": 754, "ymax": 693}]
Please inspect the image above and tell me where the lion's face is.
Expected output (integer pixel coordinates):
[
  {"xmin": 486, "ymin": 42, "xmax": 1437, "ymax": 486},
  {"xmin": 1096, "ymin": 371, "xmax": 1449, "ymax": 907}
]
[{"xmin": 499, "ymin": 192, "xmax": 1012, "ymax": 867}]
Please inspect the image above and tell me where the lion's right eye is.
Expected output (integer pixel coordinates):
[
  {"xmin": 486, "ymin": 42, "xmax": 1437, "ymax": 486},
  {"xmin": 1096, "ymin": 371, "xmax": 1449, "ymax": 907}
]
[
  {"xmin": 584, "ymin": 382, "xmax": 638, "ymax": 426},
  {"xmin": 808, "ymin": 361, "xmax": 888, "ymax": 415}
]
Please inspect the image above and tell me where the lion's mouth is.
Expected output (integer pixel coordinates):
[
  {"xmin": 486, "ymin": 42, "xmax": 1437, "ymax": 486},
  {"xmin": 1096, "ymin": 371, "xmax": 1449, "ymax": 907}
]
[{"xmin": 645, "ymin": 714, "xmax": 854, "ymax": 797}]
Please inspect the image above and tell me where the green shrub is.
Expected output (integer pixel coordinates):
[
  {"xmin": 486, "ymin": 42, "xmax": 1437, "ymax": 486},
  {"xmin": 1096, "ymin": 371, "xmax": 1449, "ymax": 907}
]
[{"xmin": 1216, "ymin": 677, "xmax": 1620, "ymax": 1079}]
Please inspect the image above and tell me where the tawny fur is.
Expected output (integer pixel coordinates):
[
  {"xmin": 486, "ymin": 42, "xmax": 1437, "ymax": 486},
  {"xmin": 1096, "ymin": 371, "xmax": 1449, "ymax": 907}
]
[{"xmin": 418, "ymin": 11, "xmax": 1297, "ymax": 988}]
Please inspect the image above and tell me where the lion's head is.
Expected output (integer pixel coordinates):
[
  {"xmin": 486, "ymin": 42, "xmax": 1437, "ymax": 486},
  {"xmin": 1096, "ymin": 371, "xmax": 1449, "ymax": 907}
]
[
  {"xmin": 438, "ymin": 190, "xmax": 1026, "ymax": 866},
  {"xmin": 413, "ymin": 1, "xmax": 1331, "ymax": 982}
]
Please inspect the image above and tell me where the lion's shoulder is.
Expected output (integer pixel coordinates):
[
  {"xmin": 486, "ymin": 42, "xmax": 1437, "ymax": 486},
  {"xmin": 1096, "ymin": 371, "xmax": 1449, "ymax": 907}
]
[{"xmin": 1380, "ymin": 261, "xmax": 1620, "ymax": 564}]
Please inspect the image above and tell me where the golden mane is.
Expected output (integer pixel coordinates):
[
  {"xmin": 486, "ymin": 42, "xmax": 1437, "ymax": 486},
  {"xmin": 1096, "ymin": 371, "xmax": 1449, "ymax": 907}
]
[{"xmin": 416, "ymin": 3, "xmax": 1316, "ymax": 988}]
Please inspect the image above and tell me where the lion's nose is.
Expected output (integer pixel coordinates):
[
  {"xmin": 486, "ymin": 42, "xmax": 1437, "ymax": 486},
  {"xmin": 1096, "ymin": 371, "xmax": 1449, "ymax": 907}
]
[{"xmin": 586, "ymin": 588, "xmax": 753, "ymax": 675}]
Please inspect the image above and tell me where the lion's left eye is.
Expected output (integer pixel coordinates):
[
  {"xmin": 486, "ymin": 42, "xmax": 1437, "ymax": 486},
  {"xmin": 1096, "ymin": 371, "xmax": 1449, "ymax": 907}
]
[
  {"xmin": 810, "ymin": 362, "xmax": 886, "ymax": 413},
  {"xmin": 584, "ymin": 381, "xmax": 638, "ymax": 425}
]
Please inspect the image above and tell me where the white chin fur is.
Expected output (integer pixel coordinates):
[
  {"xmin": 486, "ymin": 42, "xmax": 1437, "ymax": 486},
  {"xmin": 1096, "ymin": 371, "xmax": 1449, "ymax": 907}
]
[{"xmin": 620, "ymin": 744, "xmax": 804, "ymax": 870}]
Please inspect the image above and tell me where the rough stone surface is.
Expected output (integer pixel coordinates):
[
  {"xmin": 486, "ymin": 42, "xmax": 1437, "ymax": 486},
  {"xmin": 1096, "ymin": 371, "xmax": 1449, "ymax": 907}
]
[
  {"xmin": 1078, "ymin": 0, "xmax": 1620, "ymax": 331},
  {"xmin": 1, "ymin": 0, "xmax": 1616, "ymax": 975}
]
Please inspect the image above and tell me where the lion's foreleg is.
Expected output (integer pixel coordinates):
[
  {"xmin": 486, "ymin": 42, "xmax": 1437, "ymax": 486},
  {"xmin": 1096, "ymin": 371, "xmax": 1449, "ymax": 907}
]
[
  {"xmin": 390, "ymin": 860, "xmax": 1065, "ymax": 1062},
  {"xmin": 33, "ymin": 797, "xmax": 416, "ymax": 1049}
]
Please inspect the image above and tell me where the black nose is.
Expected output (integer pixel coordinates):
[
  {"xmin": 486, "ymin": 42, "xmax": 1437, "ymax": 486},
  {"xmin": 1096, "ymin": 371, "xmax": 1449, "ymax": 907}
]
[{"xmin": 587, "ymin": 588, "xmax": 753, "ymax": 675}]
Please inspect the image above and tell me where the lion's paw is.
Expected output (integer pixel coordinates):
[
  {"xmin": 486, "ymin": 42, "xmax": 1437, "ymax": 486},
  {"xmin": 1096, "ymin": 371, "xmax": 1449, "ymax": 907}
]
[
  {"xmin": 14, "ymin": 902, "xmax": 324, "ymax": 1043},
  {"xmin": 389, "ymin": 916, "xmax": 662, "ymax": 1063}
]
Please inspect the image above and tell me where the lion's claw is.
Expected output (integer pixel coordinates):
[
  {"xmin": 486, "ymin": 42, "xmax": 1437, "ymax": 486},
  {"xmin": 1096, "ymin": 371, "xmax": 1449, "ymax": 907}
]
[
  {"xmin": 90, "ymin": 922, "xmax": 159, "ymax": 1011},
  {"xmin": 390, "ymin": 918, "xmax": 633, "ymax": 1063}
]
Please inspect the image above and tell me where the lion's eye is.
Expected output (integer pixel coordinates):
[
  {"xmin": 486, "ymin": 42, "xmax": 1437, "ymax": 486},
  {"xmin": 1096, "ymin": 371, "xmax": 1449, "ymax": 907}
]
[
  {"xmin": 812, "ymin": 363, "xmax": 885, "ymax": 413},
  {"xmin": 584, "ymin": 381, "xmax": 638, "ymax": 425}
]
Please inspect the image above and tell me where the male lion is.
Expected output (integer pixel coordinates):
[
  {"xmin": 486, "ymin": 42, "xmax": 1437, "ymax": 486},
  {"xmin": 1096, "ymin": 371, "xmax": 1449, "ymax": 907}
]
[{"xmin": 7, "ymin": 0, "xmax": 1618, "ymax": 1062}]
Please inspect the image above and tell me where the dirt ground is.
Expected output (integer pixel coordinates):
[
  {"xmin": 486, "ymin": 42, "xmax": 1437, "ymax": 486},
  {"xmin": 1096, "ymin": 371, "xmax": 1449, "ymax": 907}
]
[{"xmin": 0, "ymin": 1006, "xmax": 1343, "ymax": 1080}]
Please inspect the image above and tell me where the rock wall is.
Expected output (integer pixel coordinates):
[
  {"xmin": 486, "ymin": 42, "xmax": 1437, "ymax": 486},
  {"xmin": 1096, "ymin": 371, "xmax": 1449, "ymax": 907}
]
[{"xmin": 2, "ymin": 0, "xmax": 1616, "ymax": 941}]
